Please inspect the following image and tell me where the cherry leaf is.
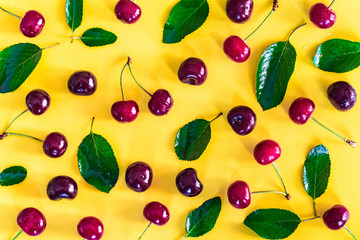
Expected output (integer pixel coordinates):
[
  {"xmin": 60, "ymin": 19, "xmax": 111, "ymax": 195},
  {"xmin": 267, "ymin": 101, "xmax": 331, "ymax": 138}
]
[
  {"xmin": 66, "ymin": 0, "xmax": 83, "ymax": 32},
  {"xmin": 244, "ymin": 209, "xmax": 301, "ymax": 239},
  {"xmin": 0, "ymin": 43, "xmax": 42, "ymax": 93},
  {"xmin": 80, "ymin": 28, "xmax": 117, "ymax": 47},
  {"xmin": 303, "ymin": 144, "xmax": 331, "ymax": 200},
  {"xmin": 0, "ymin": 166, "xmax": 27, "ymax": 186}
]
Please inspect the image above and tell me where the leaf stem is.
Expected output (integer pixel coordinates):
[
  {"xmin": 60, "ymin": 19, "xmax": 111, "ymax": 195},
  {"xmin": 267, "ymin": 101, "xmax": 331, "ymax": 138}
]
[
  {"xmin": 272, "ymin": 163, "xmax": 291, "ymax": 200},
  {"xmin": 328, "ymin": 0, "xmax": 336, "ymax": 9},
  {"xmin": 138, "ymin": 222, "xmax": 152, "ymax": 240},
  {"xmin": 127, "ymin": 57, "xmax": 152, "ymax": 97},
  {"xmin": 251, "ymin": 190, "xmax": 288, "ymax": 197},
  {"xmin": 344, "ymin": 225, "xmax": 358, "ymax": 240},
  {"xmin": 72, "ymin": 36, "xmax": 81, "ymax": 40},
  {"xmin": 301, "ymin": 216, "xmax": 320, "ymax": 222},
  {"xmin": 12, "ymin": 230, "xmax": 23, "ymax": 240},
  {"xmin": 311, "ymin": 117, "xmax": 357, "ymax": 148},
  {"xmin": 244, "ymin": 9, "xmax": 274, "ymax": 41},
  {"xmin": 313, "ymin": 199, "xmax": 319, "ymax": 217},
  {"xmin": 180, "ymin": 236, "xmax": 188, "ymax": 240},
  {"xmin": 42, "ymin": 43, "xmax": 61, "ymax": 51},
  {"xmin": 120, "ymin": 60, "xmax": 130, "ymax": 101},
  {"xmin": 287, "ymin": 23, "xmax": 307, "ymax": 42},
  {"xmin": 3, "ymin": 109, "xmax": 28, "ymax": 134},
  {"xmin": 0, "ymin": 7, "xmax": 21, "ymax": 19},
  {"xmin": 90, "ymin": 117, "xmax": 95, "ymax": 133},
  {"xmin": 6, "ymin": 132, "xmax": 44, "ymax": 142},
  {"xmin": 209, "ymin": 113, "xmax": 223, "ymax": 123}
]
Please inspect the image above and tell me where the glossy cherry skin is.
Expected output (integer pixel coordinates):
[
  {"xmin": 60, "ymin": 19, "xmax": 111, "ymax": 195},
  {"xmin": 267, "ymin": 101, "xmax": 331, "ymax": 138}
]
[
  {"xmin": 327, "ymin": 81, "xmax": 357, "ymax": 111},
  {"xmin": 111, "ymin": 100, "xmax": 139, "ymax": 123},
  {"xmin": 178, "ymin": 57, "xmax": 207, "ymax": 85},
  {"xmin": 114, "ymin": 0, "xmax": 141, "ymax": 24},
  {"xmin": 223, "ymin": 35, "xmax": 251, "ymax": 63},
  {"xmin": 77, "ymin": 216, "xmax": 104, "ymax": 240},
  {"xmin": 20, "ymin": 10, "xmax": 45, "ymax": 37},
  {"xmin": 42, "ymin": 132, "xmax": 68, "ymax": 158},
  {"xmin": 176, "ymin": 168, "xmax": 203, "ymax": 197},
  {"xmin": 47, "ymin": 176, "xmax": 78, "ymax": 200},
  {"xmin": 309, "ymin": 3, "xmax": 336, "ymax": 29},
  {"xmin": 125, "ymin": 161, "xmax": 153, "ymax": 192},
  {"xmin": 25, "ymin": 89, "xmax": 51, "ymax": 115},
  {"xmin": 68, "ymin": 71, "xmax": 97, "ymax": 96},
  {"xmin": 227, "ymin": 180, "xmax": 251, "ymax": 209},
  {"xmin": 226, "ymin": 0, "xmax": 253, "ymax": 23},
  {"xmin": 253, "ymin": 140, "xmax": 281, "ymax": 165},
  {"xmin": 288, "ymin": 97, "xmax": 315, "ymax": 124},
  {"xmin": 17, "ymin": 208, "xmax": 46, "ymax": 236},
  {"xmin": 148, "ymin": 89, "xmax": 174, "ymax": 116},
  {"xmin": 143, "ymin": 202, "xmax": 170, "ymax": 226},
  {"xmin": 323, "ymin": 205, "xmax": 349, "ymax": 230},
  {"xmin": 227, "ymin": 106, "xmax": 256, "ymax": 135}
]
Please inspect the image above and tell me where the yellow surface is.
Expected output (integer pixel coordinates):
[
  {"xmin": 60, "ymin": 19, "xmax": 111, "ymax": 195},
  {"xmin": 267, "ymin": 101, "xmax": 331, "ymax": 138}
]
[{"xmin": 0, "ymin": 0, "xmax": 359, "ymax": 239}]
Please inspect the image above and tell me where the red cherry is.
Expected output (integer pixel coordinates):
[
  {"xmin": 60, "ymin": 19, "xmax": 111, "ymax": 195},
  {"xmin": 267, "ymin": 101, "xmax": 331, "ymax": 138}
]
[
  {"xmin": 323, "ymin": 205, "xmax": 349, "ymax": 230},
  {"xmin": 288, "ymin": 97, "xmax": 315, "ymax": 124},
  {"xmin": 309, "ymin": 3, "xmax": 336, "ymax": 29},
  {"xmin": 253, "ymin": 140, "xmax": 281, "ymax": 165},
  {"xmin": 227, "ymin": 180, "xmax": 251, "ymax": 209},
  {"xmin": 223, "ymin": 35, "xmax": 250, "ymax": 63}
]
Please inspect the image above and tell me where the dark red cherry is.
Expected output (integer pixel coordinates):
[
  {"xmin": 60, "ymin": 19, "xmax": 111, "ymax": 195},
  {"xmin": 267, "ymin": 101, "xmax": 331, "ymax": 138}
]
[
  {"xmin": 176, "ymin": 168, "xmax": 203, "ymax": 197},
  {"xmin": 327, "ymin": 81, "xmax": 357, "ymax": 111},
  {"xmin": 227, "ymin": 106, "xmax": 256, "ymax": 135},
  {"xmin": 223, "ymin": 35, "xmax": 250, "ymax": 63},
  {"xmin": 125, "ymin": 161, "xmax": 153, "ymax": 192},
  {"xmin": 178, "ymin": 57, "xmax": 207, "ymax": 85},
  {"xmin": 323, "ymin": 205, "xmax": 349, "ymax": 230},
  {"xmin": 227, "ymin": 180, "xmax": 251, "ymax": 209},
  {"xmin": 114, "ymin": 0, "xmax": 141, "ymax": 24},
  {"xmin": 148, "ymin": 89, "xmax": 173, "ymax": 116},
  {"xmin": 288, "ymin": 97, "xmax": 315, "ymax": 124},
  {"xmin": 17, "ymin": 207, "xmax": 46, "ymax": 236},
  {"xmin": 68, "ymin": 71, "xmax": 97, "ymax": 96},
  {"xmin": 77, "ymin": 216, "xmax": 104, "ymax": 240},
  {"xmin": 143, "ymin": 202, "xmax": 170, "ymax": 226},
  {"xmin": 20, "ymin": 10, "xmax": 45, "ymax": 37},
  {"xmin": 253, "ymin": 140, "xmax": 281, "ymax": 165},
  {"xmin": 309, "ymin": 3, "xmax": 336, "ymax": 29},
  {"xmin": 42, "ymin": 132, "xmax": 68, "ymax": 158},
  {"xmin": 226, "ymin": 0, "xmax": 253, "ymax": 23},
  {"xmin": 25, "ymin": 89, "xmax": 50, "ymax": 115},
  {"xmin": 46, "ymin": 176, "xmax": 78, "ymax": 201},
  {"xmin": 111, "ymin": 100, "xmax": 139, "ymax": 123}
]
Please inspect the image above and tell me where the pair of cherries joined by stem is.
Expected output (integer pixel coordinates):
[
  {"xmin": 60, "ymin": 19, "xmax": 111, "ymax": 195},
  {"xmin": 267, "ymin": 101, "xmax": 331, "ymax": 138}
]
[
  {"xmin": 111, "ymin": 57, "xmax": 174, "ymax": 123},
  {"xmin": 1, "ymin": 89, "xmax": 68, "ymax": 157},
  {"xmin": 228, "ymin": 139, "xmax": 290, "ymax": 209},
  {"xmin": 115, "ymin": 0, "xmax": 141, "ymax": 24},
  {"xmin": 0, "ymin": 7, "xmax": 44, "ymax": 37}
]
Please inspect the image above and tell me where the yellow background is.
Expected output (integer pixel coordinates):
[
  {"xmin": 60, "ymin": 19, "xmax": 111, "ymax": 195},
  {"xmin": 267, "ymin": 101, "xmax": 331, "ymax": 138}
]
[{"xmin": 0, "ymin": 0, "xmax": 359, "ymax": 239}]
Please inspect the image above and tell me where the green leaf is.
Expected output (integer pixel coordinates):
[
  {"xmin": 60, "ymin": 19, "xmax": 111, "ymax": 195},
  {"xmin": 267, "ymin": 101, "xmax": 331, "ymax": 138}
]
[
  {"xmin": 244, "ymin": 209, "xmax": 301, "ymax": 239},
  {"xmin": 80, "ymin": 28, "xmax": 117, "ymax": 47},
  {"xmin": 313, "ymin": 39, "xmax": 360, "ymax": 73},
  {"xmin": 163, "ymin": 0, "xmax": 209, "ymax": 44},
  {"xmin": 0, "ymin": 166, "xmax": 27, "ymax": 186},
  {"xmin": 77, "ymin": 128, "xmax": 119, "ymax": 193},
  {"xmin": 256, "ymin": 41, "xmax": 296, "ymax": 111},
  {"xmin": 0, "ymin": 43, "xmax": 42, "ymax": 93},
  {"xmin": 175, "ymin": 119, "xmax": 212, "ymax": 161},
  {"xmin": 185, "ymin": 196, "xmax": 222, "ymax": 238},
  {"xmin": 303, "ymin": 144, "xmax": 331, "ymax": 200},
  {"xmin": 66, "ymin": 0, "xmax": 83, "ymax": 32}
]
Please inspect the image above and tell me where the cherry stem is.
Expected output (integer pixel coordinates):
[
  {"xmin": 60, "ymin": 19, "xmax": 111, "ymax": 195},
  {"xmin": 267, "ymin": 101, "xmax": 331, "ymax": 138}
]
[
  {"xmin": 328, "ymin": 0, "xmax": 336, "ymax": 9},
  {"xmin": 0, "ymin": 6, "xmax": 21, "ymax": 19},
  {"xmin": 42, "ymin": 43, "xmax": 61, "ymax": 51},
  {"xmin": 300, "ymin": 216, "xmax": 320, "ymax": 222},
  {"xmin": 120, "ymin": 60, "xmax": 130, "ymax": 101},
  {"xmin": 12, "ymin": 230, "xmax": 23, "ymax": 240},
  {"xmin": 345, "ymin": 225, "xmax": 358, "ymax": 240},
  {"xmin": 90, "ymin": 117, "xmax": 95, "ymax": 133},
  {"xmin": 6, "ymin": 132, "xmax": 44, "ymax": 142},
  {"xmin": 251, "ymin": 190, "xmax": 289, "ymax": 198},
  {"xmin": 3, "ymin": 109, "xmax": 28, "ymax": 134},
  {"xmin": 272, "ymin": 163, "xmax": 291, "ymax": 200},
  {"xmin": 311, "ymin": 117, "xmax": 357, "ymax": 148},
  {"xmin": 209, "ymin": 113, "xmax": 223, "ymax": 123},
  {"xmin": 138, "ymin": 222, "xmax": 152, "ymax": 240},
  {"xmin": 287, "ymin": 23, "xmax": 307, "ymax": 42},
  {"xmin": 127, "ymin": 57, "xmax": 152, "ymax": 97}
]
